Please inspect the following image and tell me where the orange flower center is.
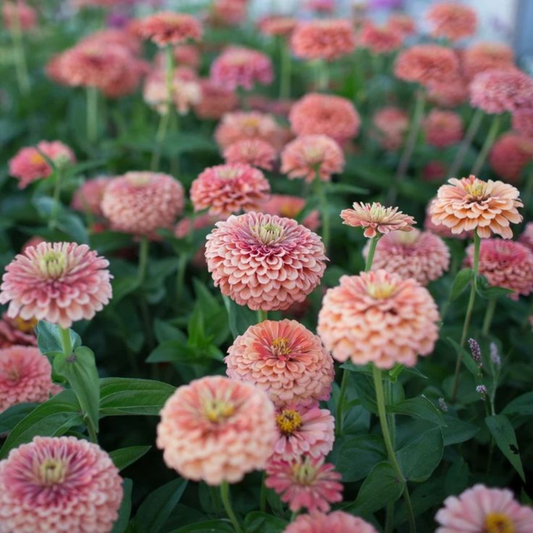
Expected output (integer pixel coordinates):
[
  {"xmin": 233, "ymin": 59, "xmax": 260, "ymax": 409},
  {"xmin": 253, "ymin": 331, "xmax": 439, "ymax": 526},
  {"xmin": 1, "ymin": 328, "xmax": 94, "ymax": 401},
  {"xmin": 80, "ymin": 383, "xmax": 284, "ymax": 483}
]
[
  {"xmin": 203, "ymin": 398, "xmax": 235, "ymax": 423},
  {"xmin": 13, "ymin": 315, "xmax": 38, "ymax": 333},
  {"xmin": 279, "ymin": 204, "xmax": 300, "ymax": 218},
  {"xmin": 271, "ymin": 337, "xmax": 291, "ymax": 357},
  {"xmin": 485, "ymin": 513, "xmax": 515, "ymax": 533},
  {"xmin": 276, "ymin": 409, "xmax": 302, "ymax": 435},
  {"xmin": 367, "ymin": 282, "xmax": 397, "ymax": 299},
  {"xmin": 38, "ymin": 458, "xmax": 67, "ymax": 486},
  {"xmin": 30, "ymin": 153, "xmax": 46, "ymax": 165}
]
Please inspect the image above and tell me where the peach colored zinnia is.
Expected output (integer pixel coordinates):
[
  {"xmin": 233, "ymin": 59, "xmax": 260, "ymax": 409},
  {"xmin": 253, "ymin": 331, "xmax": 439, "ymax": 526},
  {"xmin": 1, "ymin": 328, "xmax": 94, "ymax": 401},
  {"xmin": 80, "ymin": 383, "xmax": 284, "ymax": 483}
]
[
  {"xmin": 462, "ymin": 42, "xmax": 514, "ymax": 80},
  {"xmin": 386, "ymin": 13, "xmax": 416, "ymax": 37},
  {"xmin": 0, "ymin": 436, "xmax": 123, "ymax": 533},
  {"xmin": 71, "ymin": 176, "xmax": 110, "ymax": 217},
  {"xmin": 260, "ymin": 195, "xmax": 320, "ymax": 232},
  {"xmin": 423, "ymin": 109, "xmax": 463, "ymax": 148},
  {"xmin": 359, "ymin": 21, "xmax": 403, "ymax": 54},
  {"xmin": 373, "ymin": 107, "xmax": 409, "ymax": 151},
  {"xmin": 426, "ymin": 2, "xmax": 477, "ymax": 42},
  {"xmin": 206, "ymin": 213, "xmax": 327, "ymax": 311},
  {"xmin": 157, "ymin": 376, "xmax": 276, "ymax": 485},
  {"xmin": 489, "ymin": 132, "xmax": 533, "ymax": 183},
  {"xmin": 281, "ymin": 134, "xmax": 345, "ymax": 182},
  {"xmin": 284, "ymin": 511, "xmax": 378, "ymax": 533},
  {"xmin": 318, "ymin": 270, "xmax": 440, "ymax": 368},
  {"xmin": 225, "ymin": 319, "xmax": 334, "ymax": 407},
  {"xmin": 0, "ymin": 313, "xmax": 37, "ymax": 349},
  {"xmin": 223, "ymin": 139, "xmax": 277, "ymax": 170},
  {"xmin": 138, "ymin": 12, "xmax": 202, "ymax": 47},
  {"xmin": 259, "ymin": 16, "xmax": 297, "ymax": 38},
  {"xmin": 424, "ymin": 198, "xmax": 471, "ymax": 240},
  {"xmin": 435, "ymin": 484, "xmax": 533, "ymax": 533},
  {"xmin": 430, "ymin": 175, "xmax": 523, "ymax": 239},
  {"xmin": 215, "ymin": 111, "xmax": 282, "ymax": 150}
]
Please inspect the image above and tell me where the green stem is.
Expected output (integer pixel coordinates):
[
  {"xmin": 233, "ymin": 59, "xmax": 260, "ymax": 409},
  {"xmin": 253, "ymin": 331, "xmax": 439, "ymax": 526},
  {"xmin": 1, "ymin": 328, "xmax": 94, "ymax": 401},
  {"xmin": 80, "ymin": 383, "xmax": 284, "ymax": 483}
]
[
  {"xmin": 471, "ymin": 114, "xmax": 501, "ymax": 176},
  {"xmin": 447, "ymin": 109, "xmax": 483, "ymax": 179},
  {"xmin": 482, "ymin": 299, "xmax": 497, "ymax": 338},
  {"xmin": 315, "ymin": 60, "xmax": 329, "ymax": 92},
  {"xmin": 521, "ymin": 165, "xmax": 533, "ymax": 210},
  {"xmin": 86, "ymin": 86, "xmax": 99, "ymax": 145},
  {"xmin": 9, "ymin": 8, "xmax": 30, "ymax": 95},
  {"xmin": 259, "ymin": 472, "xmax": 267, "ymax": 513},
  {"xmin": 257, "ymin": 309, "xmax": 268, "ymax": 323},
  {"xmin": 315, "ymin": 176, "xmax": 330, "ymax": 251},
  {"xmin": 59, "ymin": 327, "xmax": 73, "ymax": 356},
  {"xmin": 175, "ymin": 254, "xmax": 188, "ymax": 302},
  {"xmin": 280, "ymin": 40, "xmax": 291, "ymax": 99},
  {"xmin": 220, "ymin": 482, "xmax": 242, "ymax": 533},
  {"xmin": 138, "ymin": 236, "xmax": 149, "ymax": 285},
  {"xmin": 335, "ymin": 369, "xmax": 349, "ymax": 437},
  {"xmin": 85, "ymin": 419, "xmax": 98, "ymax": 443},
  {"xmin": 209, "ymin": 485, "xmax": 222, "ymax": 516},
  {"xmin": 365, "ymin": 236, "xmax": 380, "ymax": 272},
  {"xmin": 49, "ymin": 166, "xmax": 63, "ymax": 230}
]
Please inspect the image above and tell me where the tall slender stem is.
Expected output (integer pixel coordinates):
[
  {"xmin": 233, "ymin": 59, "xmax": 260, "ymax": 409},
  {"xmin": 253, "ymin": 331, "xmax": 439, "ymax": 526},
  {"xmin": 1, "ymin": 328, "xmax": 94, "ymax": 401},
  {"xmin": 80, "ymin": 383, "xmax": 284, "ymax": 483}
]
[
  {"xmin": 86, "ymin": 86, "xmax": 99, "ymax": 144},
  {"xmin": 49, "ymin": 167, "xmax": 63, "ymax": 230},
  {"xmin": 315, "ymin": 60, "xmax": 329, "ymax": 92},
  {"xmin": 315, "ymin": 176, "xmax": 330, "ymax": 251},
  {"xmin": 335, "ymin": 369, "xmax": 349, "ymax": 437},
  {"xmin": 365, "ymin": 236, "xmax": 380, "ymax": 272},
  {"xmin": 8, "ymin": 6, "xmax": 30, "ymax": 95},
  {"xmin": 59, "ymin": 327, "xmax": 73, "ymax": 356},
  {"xmin": 482, "ymin": 298, "xmax": 497, "ymax": 338},
  {"xmin": 471, "ymin": 114, "xmax": 501, "ymax": 176},
  {"xmin": 138, "ymin": 236, "xmax": 149, "ymax": 285},
  {"xmin": 257, "ymin": 309, "xmax": 268, "ymax": 323},
  {"xmin": 220, "ymin": 481, "xmax": 242, "ymax": 533},
  {"xmin": 447, "ymin": 109, "xmax": 483, "ymax": 179},
  {"xmin": 280, "ymin": 40, "xmax": 291, "ymax": 99}
]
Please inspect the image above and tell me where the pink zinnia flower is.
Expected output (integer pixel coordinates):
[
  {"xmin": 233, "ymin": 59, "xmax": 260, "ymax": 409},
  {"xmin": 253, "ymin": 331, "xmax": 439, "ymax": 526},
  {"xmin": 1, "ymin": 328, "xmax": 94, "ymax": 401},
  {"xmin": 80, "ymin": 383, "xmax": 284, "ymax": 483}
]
[
  {"xmin": 9, "ymin": 141, "xmax": 75, "ymax": 189},
  {"xmin": 359, "ymin": 21, "xmax": 403, "ymax": 54},
  {"xmin": 386, "ymin": 13, "xmax": 416, "ymax": 38},
  {"xmin": 0, "ymin": 313, "xmax": 37, "ymax": 349},
  {"xmin": 427, "ymin": 78, "xmax": 469, "ymax": 108},
  {"xmin": 190, "ymin": 163, "xmax": 270, "ymax": 216},
  {"xmin": 435, "ymin": 484, "xmax": 533, "ymax": 533},
  {"xmin": 284, "ymin": 511, "xmax": 378, "ymax": 533},
  {"xmin": 426, "ymin": 3, "xmax": 477, "ymax": 41},
  {"xmin": 291, "ymin": 20, "xmax": 355, "ymax": 61},
  {"xmin": 423, "ymin": 109, "xmax": 463, "ymax": 148},
  {"xmin": 266, "ymin": 456, "xmax": 343, "ymax": 513},
  {"xmin": 215, "ymin": 111, "xmax": 282, "ymax": 150},
  {"xmin": 318, "ymin": 270, "xmax": 440, "ymax": 368},
  {"xmin": 259, "ymin": 16, "xmax": 297, "ymax": 38},
  {"xmin": 101, "ymin": 172, "xmax": 184, "ymax": 237},
  {"xmin": 0, "ymin": 436, "xmax": 123, "ymax": 533},
  {"xmin": 225, "ymin": 319, "xmax": 334, "ymax": 407},
  {"xmin": 209, "ymin": 0, "xmax": 248, "ymax": 27},
  {"xmin": 195, "ymin": 79, "xmax": 238, "ymax": 120},
  {"xmin": 138, "ymin": 12, "xmax": 202, "ymax": 47},
  {"xmin": 80, "ymin": 28, "xmax": 142, "ymax": 56},
  {"xmin": 210, "ymin": 46, "xmax": 273, "ymax": 91},
  {"xmin": 289, "ymin": 94, "xmax": 360, "ymax": 143},
  {"xmin": 489, "ymin": 132, "xmax": 533, "ymax": 183},
  {"xmin": 519, "ymin": 222, "xmax": 533, "ymax": 252},
  {"xmin": 2, "ymin": 1, "xmax": 37, "ymax": 31},
  {"xmin": 155, "ymin": 44, "xmax": 200, "ymax": 70},
  {"xmin": 0, "ymin": 242, "xmax": 112, "ymax": 329},
  {"xmin": 341, "ymin": 202, "xmax": 415, "ymax": 239},
  {"xmin": 223, "ymin": 139, "xmax": 277, "ymax": 170},
  {"xmin": 423, "ymin": 161, "xmax": 447, "ymax": 182},
  {"xmin": 157, "ymin": 376, "xmax": 276, "ymax": 485},
  {"xmin": 206, "ymin": 213, "xmax": 327, "ymax": 311},
  {"xmin": 281, "ymin": 135, "xmax": 345, "ymax": 182},
  {"xmin": 512, "ymin": 108, "xmax": 533, "ymax": 138},
  {"xmin": 260, "ymin": 195, "xmax": 320, "ymax": 232},
  {"xmin": 373, "ymin": 107, "xmax": 409, "ymax": 151},
  {"xmin": 71, "ymin": 176, "xmax": 110, "ymax": 217},
  {"xmin": 462, "ymin": 42, "xmax": 514, "ymax": 80}
]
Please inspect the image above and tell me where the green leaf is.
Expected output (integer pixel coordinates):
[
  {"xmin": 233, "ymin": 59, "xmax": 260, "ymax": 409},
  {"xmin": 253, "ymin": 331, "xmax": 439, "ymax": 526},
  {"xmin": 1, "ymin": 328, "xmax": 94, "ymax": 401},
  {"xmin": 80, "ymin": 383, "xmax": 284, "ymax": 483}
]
[
  {"xmin": 111, "ymin": 276, "xmax": 141, "ymax": 305},
  {"xmin": 111, "ymin": 478, "xmax": 133, "ymax": 533},
  {"xmin": 169, "ymin": 521, "xmax": 234, "ymax": 532},
  {"xmin": 327, "ymin": 183, "xmax": 369, "ymax": 195},
  {"xmin": 485, "ymin": 415, "xmax": 525, "ymax": 481},
  {"xmin": 446, "ymin": 337, "xmax": 479, "ymax": 378},
  {"xmin": 223, "ymin": 296, "xmax": 256, "ymax": 339},
  {"xmin": 337, "ymin": 435, "xmax": 386, "ymax": 482},
  {"xmin": 36, "ymin": 321, "xmax": 81, "ymax": 357},
  {"xmin": 475, "ymin": 275, "xmax": 514, "ymax": 299},
  {"xmin": 351, "ymin": 372, "xmax": 378, "ymax": 414},
  {"xmin": 450, "ymin": 268, "xmax": 472, "ymax": 302},
  {"xmin": 0, "ymin": 403, "xmax": 38, "ymax": 434},
  {"xmin": 441, "ymin": 414, "xmax": 479, "ymax": 445},
  {"xmin": 397, "ymin": 427, "xmax": 444, "ymax": 482},
  {"xmin": 90, "ymin": 231, "xmax": 134, "ymax": 255},
  {"xmin": 134, "ymin": 478, "xmax": 188, "ymax": 533},
  {"xmin": 388, "ymin": 397, "xmax": 446, "ymax": 427},
  {"xmin": 444, "ymin": 457, "xmax": 470, "ymax": 496},
  {"xmin": 54, "ymin": 346, "xmax": 100, "ymax": 432},
  {"xmin": 109, "ymin": 446, "xmax": 152, "ymax": 471},
  {"xmin": 146, "ymin": 340, "xmax": 198, "ymax": 364},
  {"xmin": 393, "ymin": 478, "xmax": 445, "ymax": 527},
  {"xmin": 244, "ymin": 512, "xmax": 287, "ymax": 533},
  {"xmin": 153, "ymin": 319, "xmax": 187, "ymax": 344},
  {"xmin": 502, "ymin": 392, "xmax": 533, "ymax": 417}
]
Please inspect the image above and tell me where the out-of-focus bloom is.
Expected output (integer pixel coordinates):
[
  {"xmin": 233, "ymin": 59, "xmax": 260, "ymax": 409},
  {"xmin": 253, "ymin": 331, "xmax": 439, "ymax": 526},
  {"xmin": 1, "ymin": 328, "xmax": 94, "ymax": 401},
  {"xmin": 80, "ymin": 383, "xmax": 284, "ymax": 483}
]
[
  {"xmin": 359, "ymin": 21, "xmax": 403, "ymax": 54},
  {"xmin": 2, "ymin": 1, "xmax": 37, "ymax": 31},
  {"xmin": 266, "ymin": 456, "xmax": 343, "ymax": 513},
  {"xmin": 138, "ymin": 12, "xmax": 202, "ymax": 47},
  {"xmin": 210, "ymin": 46, "xmax": 273, "ymax": 91},
  {"xmin": 394, "ymin": 45, "xmax": 459, "ymax": 86},
  {"xmin": 0, "ymin": 346, "xmax": 58, "ymax": 413},
  {"xmin": 281, "ymin": 135, "xmax": 344, "ymax": 182},
  {"xmin": 423, "ymin": 109, "xmax": 463, "ymax": 148},
  {"xmin": 0, "ymin": 436, "xmax": 123, "ymax": 533},
  {"xmin": 424, "ymin": 198, "xmax": 470, "ymax": 239},
  {"xmin": 430, "ymin": 175, "xmax": 523, "ymax": 239},
  {"xmin": 81, "ymin": 28, "xmax": 142, "ymax": 54},
  {"xmin": 341, "ymin": 202, "xmax": 415, "ymax": 238},
  {"xmin": 157, "ymin": 376, "xmax": 276, "ymax": 485},
  {"xmin": 427, "ymin": 78, "xmax": 469, "ymax": 107},
  {"xmin": 190, "ymin": 164, "xmax": 270, "ymax": 215},
  {"xmin": 364, "ymin": 229, "xmax": 450, "ymax": 285},
  {"xmin": 248, "ymin": 96, "xmax": 294, "ymax": 118},
  {"xmin": 215, "ymin": 111, "xmax": 281, "ymax": 149},
  {"xmin": 422, "ymin": 161, "xmax": 447, "ymax": 182},
  {"xmin": 519, "ymin": 222, "xmax": 533, "ymax": 252},
  {"xmin": 435, "ymin": 484, "xmax": 533, "ymax": 533},
  {"xmin": 290, "ymin": 20, "xmax": 355, "ymax": 61},
  {"xmin": 284, "ymin": 511, "xmax": 378, "ymax": 533},
  {"xmin": 489, "ymin": 133, "xmax": 533, "ymax": 183},
  {"xmin": 0, "ymin": 313, "xmax": 36, "ymax": 348},
  {"xmin": 0, "ymin": 242, "xmax": 112, "ymax": 329},
  {"xmin": 260, "ymin": 195, "xmax": 321, "ymax": 232},
  {"xmin": 206, "ymin": 213, "xmax": 327, "ymax": 311},
  {"xmin": 223, "ymin": 139, "xmax": 276, "ymax": 170},
  {"xmin": 463, "ymin": 42, "xmax": 514, "ymax": 80},
  {"xmin": 225, "ymin": 319, "xmax": 334, "ymax": 407},
  {"xmin": 307, "ymin": 0, "xmax": 335, "ymax": 14},
  {"xmin": 71, "ymin": 177, "xmax": 110, "ymax": 217},
  {"xmin": 209, "ymin": 0, "xmax": 248, "ymax": 27},
  {"xmin": 9, "ymin": 141, "xmax": 75, "ymax": 189},
  {"xmin": 318, "ymin": 270, "xmax": 440, "ymax": 368},
  {"xmin": 259, "ymin": 16, "xmax": 297, "ymax": 38},
  {"xmin": 195, "ymin": 79, "xmax": 238, "ymax": 120},
  {"xmin": 155, "ymin": 44, "xmax": 200, "ymax": 70},
  {"xmin": 289, "ymin": 93, "xmax": 360, "ymax": 143},
  {"xmin": 512, "ymin": 108, "xmax": 533, "ymax": 138},
  {"xmin": 386, "ymin": 13, "xmax": 415, "ymax": 37},
  {"xmin": 102, "ymin": 172, "xmax": 184, "ymax": 237},
  {"xmin": 465, "ymin": 239, "xmax": 533, "ymax": 300},
  {"xmin": 426, "ymin": 2, "xmax": 477, "ymax": 41},
  {"xmin": 373, "ymin": 107, "xmax": 409, "ymax": 151}
]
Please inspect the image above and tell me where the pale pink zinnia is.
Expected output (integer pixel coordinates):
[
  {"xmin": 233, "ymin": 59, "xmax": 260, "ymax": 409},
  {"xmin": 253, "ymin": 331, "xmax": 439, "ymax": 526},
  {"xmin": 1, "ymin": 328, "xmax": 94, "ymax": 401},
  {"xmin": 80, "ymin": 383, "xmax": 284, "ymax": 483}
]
[
  {"xmin": 281, "ymin": 134, "xmax": 345, "ymax": 182},
  {"xmin": 71, "ymin": 176, "xmax": 110, "ymax": 217},
  {"xmin": 489, "ymin": 132, "xmax": 533, "ymax": 183},
  {"xmin": 225, "ymin": 319, "xmax": 334, "ymax": 407},
  {"xmin": 0, "ymin": 436, "xmax": 123, "ymax": 533},
  {"xmin": 0, "ymin": 313, "xmax": 37, "ymax": 349},
  {"xmin": 266, "ymin": 456, "xmax": 343, "ymax": 513},
  {"xmin": 426, "ymin": 3, "xmax": 477, "ymax": 42},
  {"xmin": 463, "ymin": 42, "xmax": 514, "ymax": 80},
  {"xmin": 195, "ymin": 79, "xmax": 238, "ymax": 120},
  {"xmin": 138, "ymin": 12, "xmax": 202, "ymax": 47},
  {"xmin": 318, "ymin": 270, "xmax": 440, "ymax": 368},
  {"xmin": 157, "ymin": 376, "xmax": 276, "ymax": 485},
  {"xmin": 359, "ymin": 21, "xmax": 403, "ymax": 54},
  {"xmin": 423, "ymin": 109, "xmax": 463, "ymax": 148},
  {"xmin": 372, "ymin": 107, "xmax": 409, "ymax": 151},
  {"xmin": 223, "ymin": 139, "xmax": 277, "ymax": 170},
  {"xmin": 215, "ymin": 111, "xmax": 282, "ymax": 150},
  {"xmin": 435, "ymin": 484, "xmax": 533, "ymax": 533},
  {"xmin": 205, "ymin": 213, "xmax": 327, "ymax": 311},
  {"xmin": 284, "ymin": 511, "xmax": 378, "ymax": 533},
  {"xmin": 260, "ymin": 195, "xmax": 321, "ymax": 232}
]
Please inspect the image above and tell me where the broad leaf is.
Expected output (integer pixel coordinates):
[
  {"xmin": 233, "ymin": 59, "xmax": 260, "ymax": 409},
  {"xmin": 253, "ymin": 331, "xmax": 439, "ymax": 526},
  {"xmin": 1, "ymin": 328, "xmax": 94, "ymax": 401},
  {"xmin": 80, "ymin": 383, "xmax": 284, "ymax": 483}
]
[
  {"xmin": 337, "ymin": 435, "xmax": 386, "ymax": 482},
  {"xmin": 0, "ymin": 403, "xmax": 38, "ymax": 434},
  {"xmin": 388, "ymin": 397, "xmax": 446, "ymax": 427},
  {"xmin": 441, "ymin": 415, "xmax": 479, "ymax": 446},
  {"xmin": 450, "ymin": 268, "xmax": 472, "ymax": 301},
  {"xmin": 502, "ymin": 392, "xmax": 533, "ymax": 417},
  {"xmin": 397, "ymin": 427, "xmax": 444, "ymax": 482},
  {"xmin": 223, "ymin": 296, "xmax": 256, "ymax": 339},
  {"xmin": 111, "ymin": 479, "xmax": 133, "ymax": 533},
  {"xmin": 36, "ymin": 321, "xmax": 81, "ymax": 357},
  {"xmin": 169, "ymin": 521, "xmax": 234, "ymax": 532},
  {"xmin": 244, "ymin": 512, "xmax": 287, "ymax": 533},
  {"xmin": 146, "ymin": 340, "xmax": 198, "ymax": 364},
  {"xmin": 109, "ymin": 446, "xmax": 152, "ymax": 471}
]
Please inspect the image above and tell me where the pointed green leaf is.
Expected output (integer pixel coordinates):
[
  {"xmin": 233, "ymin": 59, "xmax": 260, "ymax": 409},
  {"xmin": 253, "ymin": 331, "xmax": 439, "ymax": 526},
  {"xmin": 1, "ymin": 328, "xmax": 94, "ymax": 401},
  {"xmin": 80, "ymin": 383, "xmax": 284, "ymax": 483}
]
[{"xmin": 109, "ymin": 446, "xmax": 152, "ymax": 471}]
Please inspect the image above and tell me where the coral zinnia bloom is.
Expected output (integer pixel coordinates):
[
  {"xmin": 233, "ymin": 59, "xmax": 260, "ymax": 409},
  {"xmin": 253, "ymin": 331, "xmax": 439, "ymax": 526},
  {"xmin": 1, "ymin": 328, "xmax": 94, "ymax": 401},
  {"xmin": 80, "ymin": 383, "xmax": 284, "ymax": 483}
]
[
  {"xmin": 291, "ymin": 20, "xmax": 355, "ymax": 61},
  {"xmin": 281, "ymin": 135, "xmax": 345, "ymax": 182},
  {"xmin": 138, "ymin": 12, "xmax": 202, "ymax": 47},
  {"xmin": 427, "ymin": 78, "xmax": 469, "ymax": 108},
  {"xmin": 284, "ymin": 511, "xmax": 378, "ymax": 533},
  {"xmin": 0, "ymin": 436, "xmax": 123, "ymax": 533},
  {"xmin": 426, "ymin": 3, "xmax": 477, "ymax": 41},
  {"xmin": 71, "ymin": 176, "xmax": 110, "ymax": 217},
  {"xmin": 512, "ymin": 108, "xmax": 533, "ymax": 138},
  {"xmin": 190, "ymin": 164, "xmax": 270, "ymax": 216},
  {"xmin": 260, "ymin": 195, "xmax": 320, "ymax": 232},
  {"xmin": 489, "ymin": 133, "xmax": 533, "ymax": 183},
  {"xmin": 386, "ymin": 13, "xmax": 416, "ymax": 38},
  {"xmin": 157, "ymin": 376, "xmax": 276, "ymax": 485},
  {"xmin": 341, "ymin": 202, "xmax": 415, "ymax": 239},
  {"xmin": 318, "ymin": 270, "xmax": 440, "ymax": 368},
  {"xmin": 102, "ymin": 172, "xmax": 184, "ymax": 237},
  {"xmin": 359, "ymin": 21, "xmax": 403, "ymax": 54},
  {"xmin": 0, "ymin": 313, "xmax": 37, "ymax": 348},
  {"xmin": 225, "ymin": 319, "xmax": 334, "ymax": 407},
  {"xmin": 259, "ymin": 16, "xmax": 297, "ymax": 38},
  {"xmin": 2, "ymin": 1, "xmax": 37, "ymax": 31},
  {"xmin": 223, "ymin": 139, "xmax": 277, "ymax": 170},
  {"xmin": 423, "ymin": 109, "xmax": 463, "ymax": 148},
  {"xmin": 465, "ymin": 239, "xmax": 533, "ymax": 300},
  {"xmin": 373, "ymin": 107, "xmax": 409, "ymax": 151},
  {"xmin": 266, "ymin": 456, "xmax": 343, "ymax": 513},
  {"xmin": 0, "ymin": 242, "xmax": 112, "ymax": 329},
  {"xmin": 206, "ymin": 213, "xmax": 327, "ymax": 311},
  {"xmin": 365, "ymin": 229, "xmax": 450, "ymax": 286},
  {"xmin": 430, "ymin": 176, "xmax": 523, "ymax": 239},
  {"xmin": 215, "ymin": 111, "xmax": 282, "ymax": 150},
  {"xmin": 195, "ymin": 79, "xmax": 238, "ymax": 120},
  {"xmin": 435, "ymin": 484, "xmax": 533, "ymax": 533},
  {"xmin": 462, "ymin": 42, "xmax": 514, "ymax": 80},
  {"xmin": 289, "ymin": 94, "xmax": 360, "ymax": 143}
]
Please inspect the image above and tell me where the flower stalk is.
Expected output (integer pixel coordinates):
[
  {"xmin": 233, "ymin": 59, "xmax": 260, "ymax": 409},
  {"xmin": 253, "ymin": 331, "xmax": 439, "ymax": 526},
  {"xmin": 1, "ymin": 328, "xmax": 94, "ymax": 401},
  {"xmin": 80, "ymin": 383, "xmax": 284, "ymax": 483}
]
[
  {"xmin": 220, "ymin": 481, "xmax": 242, "ymax": 533},
  {"xmin": 471, "ymin": 114, "xmax": 501, "ymax": 176}
]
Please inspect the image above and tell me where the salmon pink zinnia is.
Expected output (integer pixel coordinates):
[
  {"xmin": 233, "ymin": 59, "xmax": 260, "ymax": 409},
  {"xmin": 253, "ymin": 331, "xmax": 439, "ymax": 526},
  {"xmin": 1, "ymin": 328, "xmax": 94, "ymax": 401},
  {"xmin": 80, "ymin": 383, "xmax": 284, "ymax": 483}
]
[
  {"xmin": 0, "ymin": 313, "xmax": 37, "ymax": 348},
  {"xmin": 426, "ymin": 2, "xmax": 477, "ymax": 42},
  {"xmin": 284, "ymin": 511, "xmax": 378, "ymax": 533},
  {"xmin": 138, "ymin": 12, "xmax": 202, "ymax": 47},
  {"xmin": 423, "ymin": 110, "xmax": 463, "ymax": 148},
  {"xmin": 260, "ymin": 195, "xmax": 320, "ymax": 232},
  {"xmin": 223, "ymin": 139, "xmax": 277, "ymax": 170},
  {"xmin": 463, "ymin": 42, "xmax": 515, "ymax": 80},
  {"xmin": 215, "ymin": 111, "xmax": 281, "ymax": 150},
  {"xmin": 489, "ymin": 133, "xmax": 533, "ymax": 183},
  {"xmin": 71, "ymin": 176, "xmax": 110, "ymax": 217}
]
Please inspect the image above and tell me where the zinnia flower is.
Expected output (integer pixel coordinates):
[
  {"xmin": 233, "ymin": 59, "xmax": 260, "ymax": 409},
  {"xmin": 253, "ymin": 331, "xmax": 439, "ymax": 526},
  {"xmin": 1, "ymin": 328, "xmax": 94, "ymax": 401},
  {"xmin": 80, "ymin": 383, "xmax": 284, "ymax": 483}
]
[
  {"xmin": 190, "ymin": 164, "xmax": 270, "ymax": 216},
  {"xmin": 71, "ymin": 176, "xmax": 110, "ymax": 217},
  {"xmin": 427, "ymin": 78, "xmax": 469, "ymax": 108},
  {"xmin": 435, "ymin": 484, "xmax": 533, "ymax": 533},
  {"xmin": 223, "ymin": 139, "xmax": 277, "ymax": 170},
  {"xmin": 289, "ymin": 94, "xmax": 360, "ymax": 143},
  {"xmin": 512, "ymin": 108, "xmax": 533, "ymax": 138},
  {"xmin": 215, "ymin": 111, "xmax": 282, "ymax": 149},
  {"xmin": 0, "ymin": 436, "xmax": 123, "ymax": 533},
  {"xmin": 225, "ymin": 319, "xmax": 334, "ymax": 407},
  {"xmin": 423, "ymin": 109, "xmax": 463, "ymax": 148},
  {"xmin": 281, "ymin": 135, "xmax": 345, "ymax": 182},
  {"xmin": 426, "ymin": 3, "xmax": 477, "ymax": 41},
  {"xmin": 157, "ymin": 376, "xmax": 276, "ymax": 485},
  {"xmin": 341, "ymin": 202, "xmax": 415, "ymax": 238},
  {"xmin": 266, "ymin": 456, "xmax": 343, "ymax": 513},
  {"xmin": 359, "ymin": 21, "xmax": 403, "ymax": 54},
  {"xmin": 386, "ymin": 13, "xmax": 416, "ymax": 37},
  {"xmin": 372, "ymin": 107, "xmax": 409, "ymax": 151},
  {"xmin": 138, "ymin": 12, "xmax": 202, "ymax": 47},
  {"xmin": 489, "ymin": 132, "xmax": 533, "ymax": 183},
  {"xmin": 205, "ymin": 213, "xmax": 327, "ymax": 311},
  {"xmin": 424, "ymin": 198, "xmax": 471, "ymax": 239},
  {"xmin": 465, "ymin": 239, "xmax": 533, "ymax": 300},
  {"xmin": 260, "ymin": 195, "xmax": 320, "ymax": 232},
  {"xmin": 463, "ymin": 42, "xmax": 514, "ymax": 80},
  {"xmin": 318, "ymin": 270, "xmax": 440, "ymax": 368},
  {"xmin": 2, "ymin": 1, "xmax": 37, "ymax": 31},
  {"xmin": 430, "ymin": 175, "xmax": 523, "ymax": 239},
  {"xmin": 101, "ymin": 172, "xmax": 185, "ymax": 236},
  {"xmin": 259, "ymin": 16, "xmax": 297, "ymax": 38},
  {"xmin": 422, "ymin": 161, "xmax": 447, "ymax": 182},
  {"xmin": 284, "ymin": 511, "xmax": 378, "ymax": 533},
  {"xmin": 194, "ymin": 79, "xmax": 238, "ymax": 120},
  {"xmin": 209, "ymin": 0, "xmax": 247, "ymax": 26},
  {"xmin": 0, "ymin": 242, "xmax": 112, "ymax": 329},
  {"xmin": 0, "ymin": 313, "xmax": 37, "ymax": 348}
]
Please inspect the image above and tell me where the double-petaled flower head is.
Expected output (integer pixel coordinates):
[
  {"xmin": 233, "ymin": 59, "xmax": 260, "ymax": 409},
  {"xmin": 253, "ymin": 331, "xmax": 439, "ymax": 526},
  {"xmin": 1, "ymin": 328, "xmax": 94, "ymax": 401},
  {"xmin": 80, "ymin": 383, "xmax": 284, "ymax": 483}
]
[
  {"xmin": 283, "ymin": 511, "xmax": 378, "ymax": 533},
  {"xmin": 425, "ymin": 2, "xmax": 477, "ymax": 41},
  {"xmin": 138, "ymin": 12, "xmax": 202, "ymax": 47}
]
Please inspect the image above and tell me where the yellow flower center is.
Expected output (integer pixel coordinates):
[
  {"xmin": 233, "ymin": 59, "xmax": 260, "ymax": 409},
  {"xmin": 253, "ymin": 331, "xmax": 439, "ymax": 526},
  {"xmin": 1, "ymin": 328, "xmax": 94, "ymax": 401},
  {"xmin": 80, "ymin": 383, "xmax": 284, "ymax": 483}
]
[
  {"xmin": 13, "ymin": 316, "xmax": 38, "ymax": 333},
  {"xmin": 271, "ymin": 337, "xmax": 291, "ymax": 357},
  {"xmin": 276, "ymin": 410, "xmax": 303, "ymax": 435},
  {"xmin": 367, "ymin": 282, "xmax": 397, "ymax": 299},
  {"xmin": 242, "ymin": 118, "xmax": 260, "ymax": 129},
  {"xmin": 38, "ymin": 459, "xmax": 67, "ymax": 486},
  {"xmin": 217, "ymin": 167, "xmax": 240, "ymax": 180},
  {"xmin": 203, "ymin": 399, "xmax": 235, "ymax": 423},
  {"xmin": 126, "ymin": 172, "xmax": 151, "ymax": 187},
  {"xmin": 39, "ymin": 250, "xmax": 67, "ymax": 279},
  {"xmin": 396, "ymin": 229, "xmax": 419, "ymax": 245},
  {"xmin": 485, "ymin": 513, "xmax": 515, "ymax": 533},
  {"xmin": 30, "ymin": 153, "xmax": 46, "ymax": 165},
  {"xmin": 253, "ymin": 223, "xmax": 284, "ymax": 245},
  {"xmin": 5, "ymin": 367, "xmax": 21, "ymax": 382},
  {"xmin": 292, "ymin": 457, "xmax": 317, "ymax": 485},
  {"xmin": 279, "ymin": 205, "xmax": 300, "ymax": 218},
  {"xmin": 465, "ymin": 180, "xmax": 488, "ymax": 200}
]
